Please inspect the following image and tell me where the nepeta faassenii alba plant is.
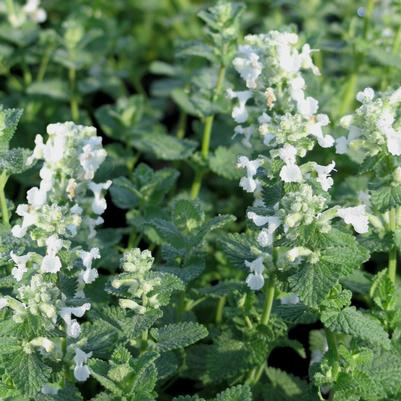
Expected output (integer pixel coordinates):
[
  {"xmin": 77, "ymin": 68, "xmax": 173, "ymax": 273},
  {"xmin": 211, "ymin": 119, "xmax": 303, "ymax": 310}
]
[{"xmin": 0, "ymin": 120, "xmax": 110, "ymax": 396}]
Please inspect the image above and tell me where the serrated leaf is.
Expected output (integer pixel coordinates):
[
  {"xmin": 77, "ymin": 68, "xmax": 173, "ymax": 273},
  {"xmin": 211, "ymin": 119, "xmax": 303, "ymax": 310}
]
[
  {"xmin": 0, "ymin": 107, "xmax": 23, "ymax": 153},
  {"xmin": 322, "ymin": 307, "xmax": 391, "ymax": 349},
  {"xmin": 370, "ymin": 185, "xmax": 401, "ymax": 212},
  {"xmin": 151, "ymin": 322, "xmax": 208, "ymax": 351},
  {"xmin": 209, "ymin": 144, "xmax": 248, "ymax": 180},
  {"xmin": 214, "ymin": 384, "xmax": 252, "ymax": 401},
  {"xmin": 6, "ymin": 348, "xmax": 51, "ymax": 397},
  {"xmin": 219, "ymin": 233, "xmax": 257, "ymax": 269}
]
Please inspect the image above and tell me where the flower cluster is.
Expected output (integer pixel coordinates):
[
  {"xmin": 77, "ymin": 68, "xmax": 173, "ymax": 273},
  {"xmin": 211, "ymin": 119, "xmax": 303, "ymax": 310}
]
[
  {"xmin": 337, "ymin": 87, "xmax": 401, "ymax": 160},
  {"xmin": 230, "ymin": 32, "xmax": 369, "ymax": 290},
  {"xmin": 110, "ymin": 248, "xmax": 161, "ymax": 314},
  {"xmin": 7, "ymin": 0, "xmax": 47, "ymax": 27},
  {"xmin": 1, "ymin": 122, "xmax": 110, "ymax": 384}
]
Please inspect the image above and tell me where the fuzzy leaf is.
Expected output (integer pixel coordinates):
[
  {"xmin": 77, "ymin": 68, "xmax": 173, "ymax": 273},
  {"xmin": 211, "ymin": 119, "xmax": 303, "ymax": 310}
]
[
  {"xmin": 151, "ymin": 322, "xmax": 208, "ymax": 351},
  {"xmin": 322, "ymin": 307, "xmax": 391, "ymax": 349},
  {"xmin": 214, "ymin": 385, "xmax": 252, "ymax": 401}
]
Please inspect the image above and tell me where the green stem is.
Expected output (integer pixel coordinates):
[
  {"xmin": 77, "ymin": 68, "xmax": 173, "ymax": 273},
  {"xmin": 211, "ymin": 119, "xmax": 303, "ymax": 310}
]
[
  {"xmin": 247, "ymin": 278, "xmax": 276, "ymax": 385},
  {"xmin": 260, "ymin": 277, "xmax": 275, "ymax": 326},
  {"xmin": 190, "ymin": 63, "xmax": 226, "ymax": 198},
  {"xmin": 176, "ymin": 110, "xmax": 187, "ymax": 139},
  {"xmin": 325, "ymin": 329, "xmax": 339, "ymax": 399},
  {"xmin": 215, "ymin": 296, "xmax": 226, "ymax": 324},
  {"xmin": 363, "ymin": 0, "xmax": 376, "ymax": 39},
  {"xmin": 0, "ymin": 172, "xmax": 10, "ymax": 227},
  {"xmin": 68, "ymin": 68, "xmax": 79, "ymax": 121},
  {"xmin": 389, "ymin": 208, "xmax": 397, "ymax": 283},
  {"xmin": 37, "ymin": 45, "xmax": 53, "ymax": 82}
]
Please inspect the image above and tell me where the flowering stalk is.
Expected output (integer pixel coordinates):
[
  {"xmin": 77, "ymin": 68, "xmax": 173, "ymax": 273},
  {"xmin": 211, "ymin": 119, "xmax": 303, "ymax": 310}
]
[
  {"xmin": 229, "ymin": 31, "xmax": 369, "ymax": 389},
  {"xmin": 4, "ymin": 122, "xmax": 110, "ymax": 392},
  {"xmin": 337, "ymin": 86, "xmax": 401, "ymax": 283},
  {"xmin": 191, "ymin": 63, "xmax": 226, "ymax": 198}
]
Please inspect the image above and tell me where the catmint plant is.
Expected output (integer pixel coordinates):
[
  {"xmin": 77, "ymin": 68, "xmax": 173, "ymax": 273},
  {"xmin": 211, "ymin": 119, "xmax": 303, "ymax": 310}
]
[{"xmin": 0, "ymin": 121, "xmax": 110, "ymax": 397}]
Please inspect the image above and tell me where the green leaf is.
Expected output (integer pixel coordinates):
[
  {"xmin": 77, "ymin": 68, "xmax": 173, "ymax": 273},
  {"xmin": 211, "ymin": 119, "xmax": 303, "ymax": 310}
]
[
  {"xmin": 173, "ymin": 396, "xmax": 206, "ymax": 401},
  {"xmin": 172, "ymin": 199, "xmax": 204, "ymax": 233},
  {"xmin": 27, "ymin": 79, "xmax": 69, "ymax": 101},
  {"xmin": 5, "ymin": 348, "xmax": 51, "ymax": 397},
  {"xmin": 370, "ymin": 185, "xmax": 401, "ymax": 212},
  {"xmin": 209, "ymin": 144, "xmax": 246, "ymax": 180},
  {"xmin": 322, "ymin": 307, "xmax": 391, "ymax": 349},
  {"xmin": 133, "ymin": 131, "xmax": 197, "ymax": 161},
  {"xmin": 151, "ymin": 322, "xmax": 208, "ymax": 351},
  {"xmin": 0, "ymin": 107, "xmax": 23, "ymax": 153},
  {"xmin": 0, "ymin": 148, "xmax": 32, "ymax": 174},
  {"xmin": 263, "ymin": 367, "xmax": 313, "ymax": 401},
  {"xmin": 214, "ymin": 384, "xmax": 252, "ymax": 401},
  {"xmin": 219, "ymin": 233, "xmax": 257, "ymax": 269}
]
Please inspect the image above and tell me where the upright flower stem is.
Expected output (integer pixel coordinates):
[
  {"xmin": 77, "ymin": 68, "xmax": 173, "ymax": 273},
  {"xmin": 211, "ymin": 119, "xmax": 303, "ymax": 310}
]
[
  {"xmin": 247, "ymin": 277, "xmax": 276, "ymax": 385},
  {"xmin": 260, "ymin": 277, "xmax": 275, "ymax": 326},
  {"xmin": 0, "ymin": 172, "xmax": 10, "ymax": 227},
  {"xmin": 215, "ymin": 296, "xmax": 226, "ymax": 324},
  {"xmin": 388, "ymin": 208, "xmax": 397, "ymax": 283},
  {"xmin": 325, "ymin": 328, "xmax": 339, "ymax": 400},
  {"xmin": 191, "ymin": 63, "xmax": 226, "ymax": 199},
  {"xmin": 68, "ymin": 68, "xmax": 79, "ymax": 121},
  {"xmin": 338, "ymin": 0, "xmax": 375, "ymax": 116}
]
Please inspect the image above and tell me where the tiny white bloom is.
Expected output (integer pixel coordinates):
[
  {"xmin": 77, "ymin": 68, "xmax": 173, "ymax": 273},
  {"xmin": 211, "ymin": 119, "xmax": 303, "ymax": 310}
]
[
  {"xmin": 279, "ymin": 164, "xmax": 303, "ymax": 183},
  {"xmin": 356, "ymin": 87, "xmax": 374, "ymax": 103},
  {"xmin": 297, "ymin": 96, "xmax": 318, "ymax": 118},
  {"xmin": 247, "ymin": 211, "xmax": 269, "ymax": 226},
  {"xmin": 246, "ymin": 273, "xmax": 265, "ymax": 291},
  {"xmin": 227, "ymin": 89, "xmax": 253, "ymax": 124},
  {"xmin": 337, "ymin": 205, "xmax": 369, "ymax": 234},
  {"xmin": 314, "ymin": 161, "xmax": 336, "ymax": 191},
  {"xmin": 88, "ymin": 181, "xmax": 112, "ymax": 215},
  {"xmin": 245, "ymin": 256, "xmax": 264, "ymax": 274}
]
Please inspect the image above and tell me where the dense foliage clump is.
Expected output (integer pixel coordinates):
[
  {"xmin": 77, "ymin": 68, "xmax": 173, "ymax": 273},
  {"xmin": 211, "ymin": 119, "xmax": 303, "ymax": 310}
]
[{"xmin": 0, "ymin": 1, "xmax": 401, "ymax": 400}]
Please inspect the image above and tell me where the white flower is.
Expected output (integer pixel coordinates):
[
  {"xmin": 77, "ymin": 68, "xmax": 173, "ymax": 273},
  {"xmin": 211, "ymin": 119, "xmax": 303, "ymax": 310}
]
[
  {"xmin": 60, "ymin": 303, "xmax": 91, "ymax": 338},
  {"xmin": 237, "ymin": 156, "xmax": 263, "ymax": 193},
  {"xmin": 279, "ymin": 164, "xmax": 303, "ymax": 183},
  {"xmin": 300, "ymin": 44, "xmax": 320, "ymax": 75},
  {"xmin": 247, "ymin": 212, "xmax": 269, "ymax": 226},
  {"xmin": 337, "ymin": 205, "xmax": 369, "ymax": 234},
  {"xmin": 335, "ymin": 136, "xmax": 348, "ymax": 154},
  {"xmin": 233, "ymin": 45, "xmax": 263, "ymax": 89},
  {"xmin": 297, "ymin": 96, "xmax": 319, "ymax": 118},
  {"xmin": 79, "ymin": 248, "xmax": 100, "ymax": 284},
  {"xmin": 279, "ymin": 144, "xmax": 297, "ymax": 164},
  {"xmin": 79, "ymin": 137, "xmax": 107, "ymax": 180},
  {"xmin": 307, "ymin": 114, "xmax": 334, "ymax": 148},
  {"xmin": 314, "ymin": 161, "xmax": 335, "ymax": 191},
  {"xmin": 41, "ymin": 235, "xmax": 63, "ymax": 274},
  {"xmin": 10, "ymin": 252, "xmax": 32, "ymax": 282},
  {"xmin": 23, "ymin": 0, "xmax": 47, "ymax": 23},
  {"xmin": 289, "ymin": 77, "xmax": 305, "ymax": 102},
  {"xmin": 385, "ymin": 129, "xmax": 401, "ymax": 156},
  {"xmin": 41, "ymin": 255, "xmax": 62, "ymax": 273},
  {"xmin": 88, "ymin": 181, "xmax": 112, "ymax": 215},
  {"xmin": 356, "ymin": 87, "xmax": 374, "ymax": 103},
  {"xmin": 73, "ymin": 348, "xmax": 92, "ymax": 382},
  {"xmin": 227, "ymin": 89, "xmax": 253, "ymax": 124},
  {"xmin": 256, "ymin": 216, "xmax": 281, "ymax": 247},
  {"xmin": 26, "ymin": 187, "xmax": 47, "ymax": 208},
  {"xmin": 11, "ymin": 204, "xmax": 37, "ymax": 238},
  {"xmin": 234, "ymin": 125, "xmax": 255, "ymax": 147},
  {"xmin": 246, "ymin": 273, "xmax": 265, "ymax": 291},
  {"xmin": 245, "ymin": 256, "xmax": 265, "ymax": 274}
]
